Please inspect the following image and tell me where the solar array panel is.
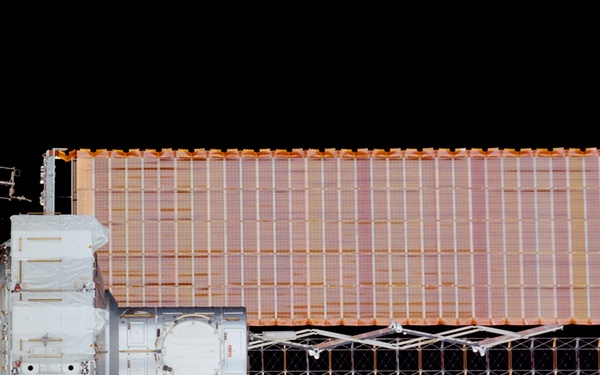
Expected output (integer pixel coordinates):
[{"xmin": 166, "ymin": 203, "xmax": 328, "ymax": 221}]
[{"xmin": 61, "ymin": 148, "xmax": 600, "ymax": 326}]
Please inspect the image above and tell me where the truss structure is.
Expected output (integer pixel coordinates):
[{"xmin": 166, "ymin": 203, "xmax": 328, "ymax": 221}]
[
  {"xmin": 249, "ymin": 322, "xmax": 564, "ymax": 358},
  {"xmin": 248, "ymin": 334, "xmax": 600, "ymax": 374}
]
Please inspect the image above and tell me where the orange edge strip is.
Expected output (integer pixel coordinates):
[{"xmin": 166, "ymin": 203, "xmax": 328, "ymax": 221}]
[{"xmin": 69, "ymin": 148, "xmax": 598, "ymax": 159}]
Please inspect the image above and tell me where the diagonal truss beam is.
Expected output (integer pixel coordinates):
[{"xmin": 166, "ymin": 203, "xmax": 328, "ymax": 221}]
[{"xmin": 248, "ymin": 321, "xmax": 564, "ymax": 358}]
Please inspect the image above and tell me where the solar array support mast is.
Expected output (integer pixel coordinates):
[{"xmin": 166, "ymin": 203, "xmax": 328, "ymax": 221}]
[{"xmin": 40, "ymin": 148, "xmax": 67, "ymax": 213}]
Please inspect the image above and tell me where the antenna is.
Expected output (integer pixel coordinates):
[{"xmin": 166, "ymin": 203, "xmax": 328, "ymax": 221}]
[{"xmin": 0, "ymin": 166, "xmax": 31, "ymax": 202}]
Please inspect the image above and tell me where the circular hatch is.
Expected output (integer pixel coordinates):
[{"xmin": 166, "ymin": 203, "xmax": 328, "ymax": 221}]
[{"xmin": 158, "ymin": 316, "xmax": 222, "ymax": 374}]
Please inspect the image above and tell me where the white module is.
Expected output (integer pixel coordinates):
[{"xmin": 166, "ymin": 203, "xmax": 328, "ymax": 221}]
[
  {"xmin": 1, "ymin": 215, "xmax": 248, "ymax": 375},
  {"xmin": 111, "ymin": 306, "xmax": 247, "ymax": 375},
  {"xmin": 2, "ymin": 215, "xmax": 110, "ymax": 375}
]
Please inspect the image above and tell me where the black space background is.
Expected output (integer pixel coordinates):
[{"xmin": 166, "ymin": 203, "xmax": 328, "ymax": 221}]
[{"xmin": 2, "ymin": 3, "xmax": 598, "ymax": 339}]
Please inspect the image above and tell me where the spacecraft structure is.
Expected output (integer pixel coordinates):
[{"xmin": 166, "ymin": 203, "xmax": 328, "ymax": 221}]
[
  {"xmin": 0, "ymin": 148, "xmax": 575, "ymax": 374},
  {"xmin": 1, "ymin": 214, "xmax": 248, "ymax": 375}
]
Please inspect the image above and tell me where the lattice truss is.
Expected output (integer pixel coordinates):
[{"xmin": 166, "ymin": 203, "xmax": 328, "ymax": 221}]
[{"xmin": 248, "ymin": 336, "xmax": 600, "ymax": 374}]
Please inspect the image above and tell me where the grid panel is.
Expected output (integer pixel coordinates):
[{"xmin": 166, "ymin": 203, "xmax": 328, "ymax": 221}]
[
  {"xmin": 247, "ymin": 337, "xmax": 600, "ymax": 374},
  {"xmin": 70, "ymin": 148, "xmax": 600, "ymax": 326}
]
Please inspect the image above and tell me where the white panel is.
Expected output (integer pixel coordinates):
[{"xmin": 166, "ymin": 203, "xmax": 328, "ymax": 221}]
[
  {"xmin": 12, "ymin": 291, "xmax": 94, "ymax": 307},
  {"xmin": 11, "ymin": 305, "xmax": 108, "ymax": 363},
  {"xmin": 18, "ymin": 258, "xmax": 93, "ymax": 291},
  {"xmin": 128, "ymin": 358, "xmax": 147, "ymax": 375},
  {"xmin": 224, "ymin": 328, "xmax": 246, "ymax": 375},
  {"xmin": 127, "ymin": 321, "xmax": 147, "ymax": 347},
  {"xmin": 10, "ymin": 214, "xmax": 109, "ymax": 252}
]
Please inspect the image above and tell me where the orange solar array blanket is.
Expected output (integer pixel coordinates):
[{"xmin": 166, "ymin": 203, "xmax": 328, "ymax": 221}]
[{"xmin": 63, "ymin": 148, "xmax": 600, "ymax": 326}]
